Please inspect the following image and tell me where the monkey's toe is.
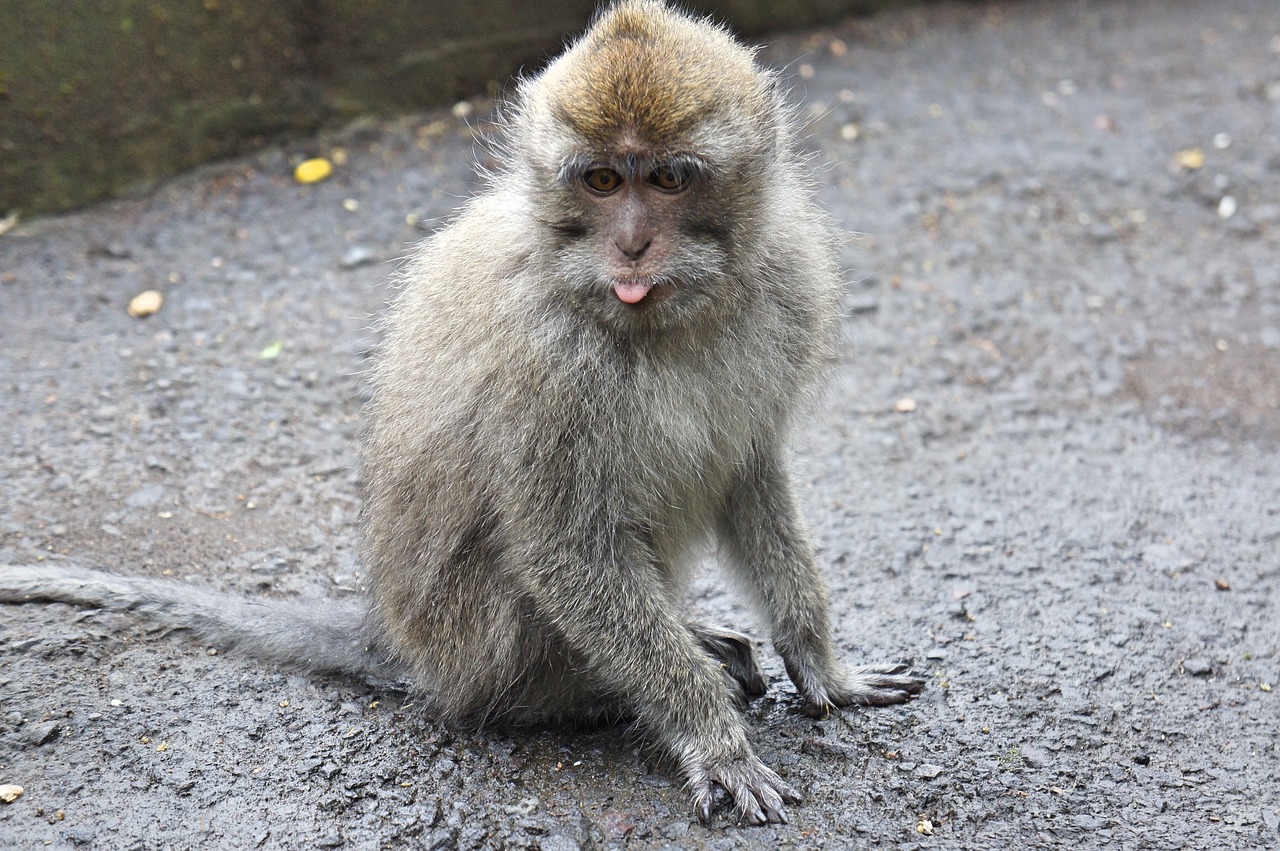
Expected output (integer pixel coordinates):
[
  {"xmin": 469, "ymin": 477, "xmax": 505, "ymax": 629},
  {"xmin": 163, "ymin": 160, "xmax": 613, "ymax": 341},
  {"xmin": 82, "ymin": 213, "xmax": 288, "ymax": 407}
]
[
  {"xmin": 689, "ymin": 754, "xmax": 801, "ymax": 827},
  {"xmin": 693, "ymin": 624, "xmax": 768, "ymax": 700},
  {"xmin": 826, "ymin": 662, "xmax": 926, "ymax": 708}
]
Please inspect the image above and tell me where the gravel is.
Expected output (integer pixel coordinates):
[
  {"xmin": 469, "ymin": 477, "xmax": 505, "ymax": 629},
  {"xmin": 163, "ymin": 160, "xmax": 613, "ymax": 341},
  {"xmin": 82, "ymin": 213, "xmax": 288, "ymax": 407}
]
[{"xmin": 2, "ymin": 0, "xmax": 1277, "ymax": 848}]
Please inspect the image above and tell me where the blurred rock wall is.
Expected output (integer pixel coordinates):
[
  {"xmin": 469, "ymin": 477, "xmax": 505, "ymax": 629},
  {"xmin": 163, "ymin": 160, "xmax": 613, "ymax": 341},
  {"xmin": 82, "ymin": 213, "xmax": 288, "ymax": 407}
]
[{"xmin": 0, "ymin": 0, "xmax": 920, "ymax": 216}]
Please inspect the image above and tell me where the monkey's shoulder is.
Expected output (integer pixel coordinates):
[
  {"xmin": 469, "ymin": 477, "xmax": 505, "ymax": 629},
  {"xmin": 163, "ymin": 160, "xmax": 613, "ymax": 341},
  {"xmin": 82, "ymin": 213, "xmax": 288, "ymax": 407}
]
[{"xmin": 400, "ymin": 192, "xmax": 538, "ymax": 303}]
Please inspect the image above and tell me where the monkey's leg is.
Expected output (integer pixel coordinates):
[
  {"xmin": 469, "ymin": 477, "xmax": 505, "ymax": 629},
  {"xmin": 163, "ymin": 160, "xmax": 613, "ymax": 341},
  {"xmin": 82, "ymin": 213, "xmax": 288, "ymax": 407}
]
[
  {"xmin": 718, "ymin": 446, "xmax": 924, "ymax": 717},
  {"xmin": 689, "ymin": 623, "xmax": 768, "ymax": 701},
  {"xmin": 516, "ymin": 531, "xmax": 800, "ymax": 826}
]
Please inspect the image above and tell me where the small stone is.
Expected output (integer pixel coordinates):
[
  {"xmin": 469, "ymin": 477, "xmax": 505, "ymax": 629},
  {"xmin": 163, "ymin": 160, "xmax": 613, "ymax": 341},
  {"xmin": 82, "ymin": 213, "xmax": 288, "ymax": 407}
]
[
  {"xmin": 1020, "ymin": 745, "xmax": 1052, "ymax": 768},
  {"xmin": 1183, "ymin": 657, "xmax": 1213, "ymax": 677},
  {"xmin": 127, "ymin": 290, "xmax": 164, "ymax": 317},
  {"xmin": 1174, "ymin": 148, "xmax": 1205, "ymax": 170},
  {"xmin": 0, "ymin": 784, "xmax": 23, "ymax": 803},
  {"xmin": 63, "ymin": 826, "xmax": 96, "ymax": 846},
  {"xmin": 894, "ymin": 397, "xmax": 918, "ymax": 413},
  {"xmin": 340, "ymin": 246, "xmax": 378, "ymax": 269},
  {"xmin": 249, "ymin": 557, "xmax": 291, "ymax": 576},
  {"xmin": 125, "ymin": 484, "xmax": 167, "ymax": 509},
  {"xmin": 22, "ymin": 721, "xmax": 61, "ymax": 746},
  {"xmin": 540, "ymin": 833, "xmax": 584, "ymax": 851},
  {"xmin": 294, "ymin": 158, "xmax": 334, "ymax": 184},
  {"xmin": 915, "ymin": 763, "xmax": 944, "ymax": 779}
]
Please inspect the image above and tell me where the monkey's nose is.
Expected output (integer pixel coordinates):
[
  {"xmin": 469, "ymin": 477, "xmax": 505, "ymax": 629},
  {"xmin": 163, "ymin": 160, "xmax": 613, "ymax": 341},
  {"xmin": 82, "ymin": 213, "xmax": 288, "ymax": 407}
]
[{"xmin": 615, "ymin": 239, "xmax": 652, "ymax": 261}]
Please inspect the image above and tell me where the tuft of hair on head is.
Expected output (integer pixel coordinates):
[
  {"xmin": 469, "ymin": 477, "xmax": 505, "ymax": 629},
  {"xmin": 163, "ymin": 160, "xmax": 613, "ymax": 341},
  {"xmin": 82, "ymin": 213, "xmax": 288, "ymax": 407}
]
[{"xmin": 519, "ymin": 0, "xmax": 778, "ymax": 155}]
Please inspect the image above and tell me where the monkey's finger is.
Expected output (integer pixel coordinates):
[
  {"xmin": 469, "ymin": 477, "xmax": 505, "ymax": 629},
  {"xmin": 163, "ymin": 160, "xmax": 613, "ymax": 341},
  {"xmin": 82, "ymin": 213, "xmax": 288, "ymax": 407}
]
[
  {"xmin": 856, "ymin": 688, "xmax": 920, "ymax": 707},
  {"xmin": 777, "ymin": 780, "xmax": 804, "ymax": 805},
  {"xmin": 692, "ymin": 781, "xmax": 716, "ymax": 825},
  {"xmin": 726, "ymin": 778, "xmax": 767, "ymax": 826},
  {"xmin": 756, "ymin": 783, "xmax": 789, "ymax": 825},
  {"xmin": 854, "ymin": 662, "xmax": 926, "ymax": 694},
  {"xmin": 802, "ymin": 699, "xmax": 834, "ymax": 718}
]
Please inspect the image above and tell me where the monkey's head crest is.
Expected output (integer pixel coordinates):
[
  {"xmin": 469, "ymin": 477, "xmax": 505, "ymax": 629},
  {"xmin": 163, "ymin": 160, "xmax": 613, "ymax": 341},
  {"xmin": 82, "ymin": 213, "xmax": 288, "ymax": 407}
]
[{"xmin": 528, "ymin": 0, "xmax": 774, "ymax": 153}]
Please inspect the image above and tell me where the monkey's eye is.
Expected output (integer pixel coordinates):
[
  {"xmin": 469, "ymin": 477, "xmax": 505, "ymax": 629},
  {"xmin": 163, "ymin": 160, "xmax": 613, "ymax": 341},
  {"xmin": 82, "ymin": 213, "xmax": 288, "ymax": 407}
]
[
  {"xmin": 583, "ymin": 168, "xmax": 623, "ymax": 194},
  {"xmin": 649, "ymin": 166, "xmax": 689, "ymax": 193}
]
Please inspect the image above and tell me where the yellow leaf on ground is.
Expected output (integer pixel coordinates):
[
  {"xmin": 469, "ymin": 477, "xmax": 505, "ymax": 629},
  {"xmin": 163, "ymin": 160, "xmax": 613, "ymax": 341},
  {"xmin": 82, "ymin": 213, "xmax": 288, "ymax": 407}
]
[{"xmin": 294, "ymin": 158, "xmax": 334, "ymax": 184}]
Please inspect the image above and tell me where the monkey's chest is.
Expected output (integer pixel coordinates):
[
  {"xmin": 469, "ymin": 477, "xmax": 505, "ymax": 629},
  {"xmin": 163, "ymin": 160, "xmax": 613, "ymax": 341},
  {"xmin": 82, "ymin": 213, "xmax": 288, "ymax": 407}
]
[{"xmin": 615, "ymin": 372, "xmax": 764, "ymax": 531}]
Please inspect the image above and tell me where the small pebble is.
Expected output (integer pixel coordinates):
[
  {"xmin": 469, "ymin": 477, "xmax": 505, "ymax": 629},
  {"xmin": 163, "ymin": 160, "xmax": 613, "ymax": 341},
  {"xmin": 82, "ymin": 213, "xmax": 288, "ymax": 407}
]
[
  {"xmin": 127, "ymin": 290, "xmax": 163, "ymax": 317},
  {"xmin": 1020, "ymin": 745, "xmax": 1052, "ymax": 768},
  {"xmin": 294, "ymin": 158, "xmax": 334, "ymax": 184},
  {"xmin": 1183, "ymin": 657, "xmax": 1214, "ymax": 677},
  {"xmin": 340, "ymin": 246, "xmax": 378, "ymax": 269},
  {"xmin": 1174, "ymin": 148, "xmax": 1204, "ymax": 170}
]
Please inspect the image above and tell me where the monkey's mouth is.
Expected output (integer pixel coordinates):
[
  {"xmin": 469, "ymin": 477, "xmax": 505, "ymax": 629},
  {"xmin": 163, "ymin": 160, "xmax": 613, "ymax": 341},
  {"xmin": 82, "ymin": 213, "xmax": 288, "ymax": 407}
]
[{"xmin": 612, "ymin": 277, "xmax": 672, "ymax": 307}]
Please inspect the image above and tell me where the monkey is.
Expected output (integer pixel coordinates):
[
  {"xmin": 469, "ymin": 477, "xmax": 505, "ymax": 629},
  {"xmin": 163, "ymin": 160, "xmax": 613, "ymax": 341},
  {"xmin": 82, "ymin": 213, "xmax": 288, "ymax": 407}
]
[{"xmin": 0, "ymin": 0, "xmax": 923, "ymax": 826}]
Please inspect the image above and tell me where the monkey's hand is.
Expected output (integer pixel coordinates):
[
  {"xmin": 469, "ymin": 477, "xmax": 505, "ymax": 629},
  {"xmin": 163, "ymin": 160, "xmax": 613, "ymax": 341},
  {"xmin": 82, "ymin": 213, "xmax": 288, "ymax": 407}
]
[
  {"xmin": 786, "ymin": 657, "xmax": 925, "ymax": 718},
  {"xmin": 684, "ymin": 744, "xmax": 803, "ymax": 826}
]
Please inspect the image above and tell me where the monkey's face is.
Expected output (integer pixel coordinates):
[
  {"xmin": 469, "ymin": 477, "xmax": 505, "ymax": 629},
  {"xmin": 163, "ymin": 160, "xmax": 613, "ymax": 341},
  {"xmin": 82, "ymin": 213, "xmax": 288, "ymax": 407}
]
[{"xmin": 541, "ymin": 147, "xmax": 744, "ymax": 332}]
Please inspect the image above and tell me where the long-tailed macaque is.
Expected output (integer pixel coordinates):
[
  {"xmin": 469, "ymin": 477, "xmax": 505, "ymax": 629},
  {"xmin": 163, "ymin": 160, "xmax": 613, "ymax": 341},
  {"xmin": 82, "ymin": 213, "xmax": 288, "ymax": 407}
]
[{"xmin": 1, "ymin": 0, "xmax": 922, "ymax": 825}]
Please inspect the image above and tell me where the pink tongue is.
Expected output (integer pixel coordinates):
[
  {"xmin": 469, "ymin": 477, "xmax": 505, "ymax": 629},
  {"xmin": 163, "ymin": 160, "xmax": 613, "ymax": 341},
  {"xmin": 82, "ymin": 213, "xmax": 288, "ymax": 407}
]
[{"xmin": 614, "ymin": 281, "xmax": 652, "ymax": 304}]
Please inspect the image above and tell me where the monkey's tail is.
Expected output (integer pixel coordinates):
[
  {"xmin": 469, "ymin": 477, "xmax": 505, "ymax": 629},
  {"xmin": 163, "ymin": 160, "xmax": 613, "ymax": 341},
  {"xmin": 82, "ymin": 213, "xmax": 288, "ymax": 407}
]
[{"xmin": 0, "ymin": 564, "xmax": 409, "ymax": 689}]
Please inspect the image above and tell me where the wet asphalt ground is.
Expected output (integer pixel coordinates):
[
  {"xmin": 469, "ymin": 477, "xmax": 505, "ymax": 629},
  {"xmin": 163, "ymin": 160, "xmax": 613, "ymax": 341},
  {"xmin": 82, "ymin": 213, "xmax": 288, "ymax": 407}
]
[{"xmin": 2, "ymin": 0, "xmax": 1278, "ymax": 848}]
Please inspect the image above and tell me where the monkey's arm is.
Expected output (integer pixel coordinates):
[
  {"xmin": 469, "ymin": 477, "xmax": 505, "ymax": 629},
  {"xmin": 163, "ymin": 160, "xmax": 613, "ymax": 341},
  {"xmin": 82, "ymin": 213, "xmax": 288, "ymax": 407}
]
[
  {"xmin": 513, "ymin": 528, "xmax": 800, "ymax": 825},
  {"xmin": 717, "ymin": 445, "xmax": 925, "ymax": 716}
]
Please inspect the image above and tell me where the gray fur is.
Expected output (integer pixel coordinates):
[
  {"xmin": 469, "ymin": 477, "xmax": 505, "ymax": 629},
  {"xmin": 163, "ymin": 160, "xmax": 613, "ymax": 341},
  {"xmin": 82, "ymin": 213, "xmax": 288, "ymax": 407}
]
[
  {"xmin": 0, "ymin": 564, "xmax": 400, "ymax": 687},
  {"xmin": 362, "ymin": 0, "xmax": 922, "ymax": 825},
  {"xmin": 1, "ymin": 1, "xmax": 923, "ymax": 826}
]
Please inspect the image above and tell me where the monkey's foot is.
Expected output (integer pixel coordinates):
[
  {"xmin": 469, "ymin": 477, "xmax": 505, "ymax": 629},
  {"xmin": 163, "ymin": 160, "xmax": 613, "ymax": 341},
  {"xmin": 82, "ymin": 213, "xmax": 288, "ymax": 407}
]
[
  {"xmin": 690, "ymin": 624, "xmax": 768, "ymax": 701},
  {"xmin": 787, "ymin": 659, "xmax": 924, "ymax": 718},
  {"xmin": 688, "ymin": 752, "xmax": 802, "ymax": 826}
]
